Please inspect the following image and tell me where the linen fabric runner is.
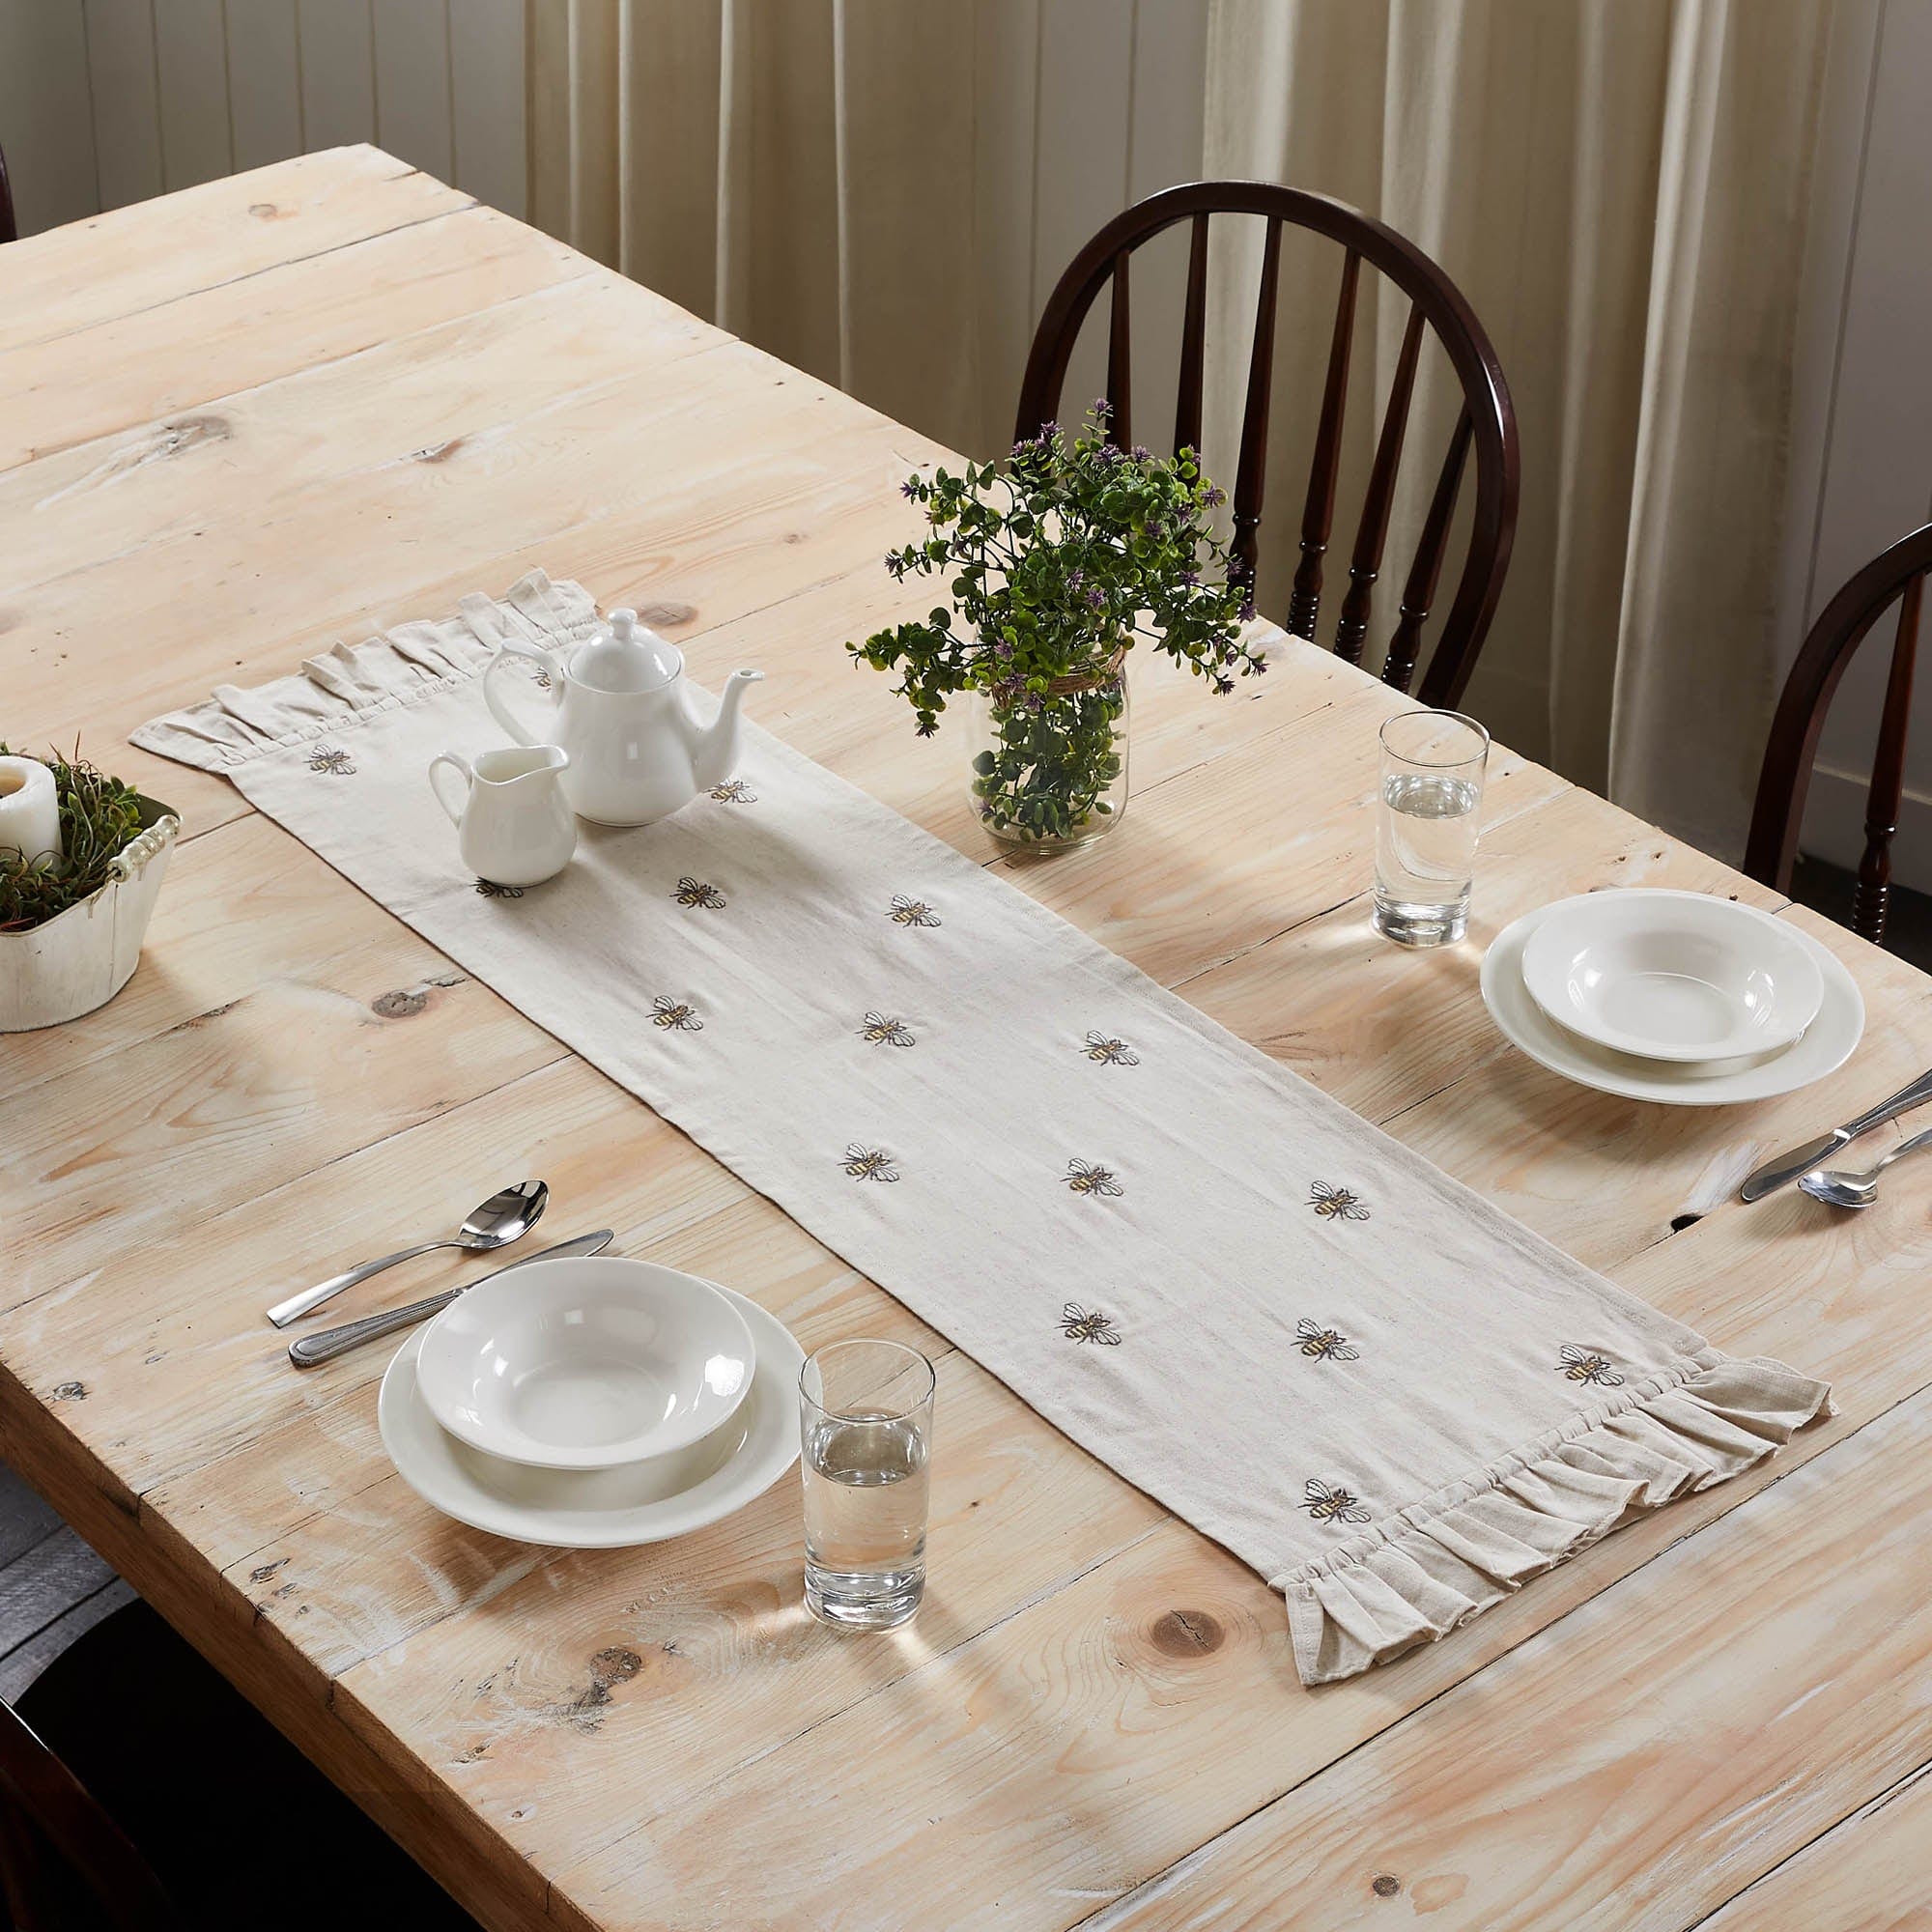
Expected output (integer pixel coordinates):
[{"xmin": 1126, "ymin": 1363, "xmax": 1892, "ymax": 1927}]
[{"xmin": 136, "ymin": 573, "xmax": 1831, "ymax": 1684}]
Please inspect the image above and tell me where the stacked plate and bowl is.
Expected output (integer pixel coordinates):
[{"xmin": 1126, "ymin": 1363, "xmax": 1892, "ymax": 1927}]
[
  {"xmin": 1481, "ymin": 889, "xmax": 1863, "ymax": 1104},
  {"xmin": 379, "ymin": 1256, "xmax": 804, "ymax": 1545}
]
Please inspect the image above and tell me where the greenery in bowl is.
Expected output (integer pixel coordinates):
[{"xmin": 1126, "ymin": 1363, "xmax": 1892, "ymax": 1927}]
[
  {"xmin": 0, "ymin": 745, "xmax": 149, "ymax": 934},
  {"xmin": 848, "ymin": 405, "xmax": 1267, "ymax": 844}
]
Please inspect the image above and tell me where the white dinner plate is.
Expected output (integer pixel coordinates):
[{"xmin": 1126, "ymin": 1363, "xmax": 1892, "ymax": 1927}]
[
  {"xmin": 416, "ymin": 1256, "xmax": 756, "ymax": 1470},
  {"xmin": 1483, "ymin": 901, "xmax": 1862, "ymax": 1106},
  {"xmin": 381, "ymin": 1286, "xmax": 802, "ymax": 1547},
  {"xmin": 1520, "ymin": 888, "xmax": 1825, "ymax": 1062}
]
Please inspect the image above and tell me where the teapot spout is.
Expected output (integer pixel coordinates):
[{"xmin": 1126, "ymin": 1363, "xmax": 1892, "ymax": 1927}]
[{"xmin": 688, "ymin": 668, "xmax": 764, "ymax": 790}]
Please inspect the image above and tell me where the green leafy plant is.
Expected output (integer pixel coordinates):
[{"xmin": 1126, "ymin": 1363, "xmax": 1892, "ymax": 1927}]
[
  {"xmin": 0, "ymin": 744, "xmax": 149, "ymax": 934},
  {"xmin": 848, "ymin": 404, "xmax": 1267, "ymax": 844}
]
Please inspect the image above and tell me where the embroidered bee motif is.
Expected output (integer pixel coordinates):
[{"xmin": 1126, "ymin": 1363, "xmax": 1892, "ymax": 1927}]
[
  {"xmin": 1558, "ymin": 1346, "xmax": 1625, "ymax": 1388},
  {"xmin": 858, "ymin": 1012, "xmax": 916, "ymax": 1048},
  {"xmin": 1294, "ymin": 1319, "xmax": 1359, "ymax": 1363},
  {"xmin": 839, "ymin": 1144, "xmax": 899, "ymax": 1182},
  {"xmin": 1302, "ymin": 1477, "xmax": 1372, "ymax": 1525},
  {"xmin": 531, "ymin": 667, "xmax": 554, "ymax": 690},
  {"xmin": 650, "ymin": 997, "xmax": 703, "ymax": 1032},
  {"xmin": 672, "ymin": 877, "xmax": 726, "ymax": 910},
  {"xmin": 889, "ymin": 895, "xmax": 941, "ymax": 928},
  {"xmin": 473, "ymin": 879, "xmax": 525, "ymax": 898},
  {"xmin": 307, "ymin": 747, "xmax": 355, "ymax": 776},
  {"xmin": 709, "ymin": 780, "xmax": 756, "ymax": 803},
  {"xmin": 1079, "ymin": 1031, "xmax": 1139, "ymax": 1066},
  {"xmin": 1309, "ymin": 1181, "xmax": 1370, "ymax": 1223},
  {"xmin": 1061, "ymin": 1303, "xmax": 1122, "ymax": 1346},
  {"xmin": 1065, "ymin": 1158, "xmax": 1122, "ymax": 1199}
]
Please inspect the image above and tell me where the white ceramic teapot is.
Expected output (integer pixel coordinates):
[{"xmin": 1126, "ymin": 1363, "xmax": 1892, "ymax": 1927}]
[{"xmin": 483, "ymin": 610, "xmax": 763, "ymax": 827}]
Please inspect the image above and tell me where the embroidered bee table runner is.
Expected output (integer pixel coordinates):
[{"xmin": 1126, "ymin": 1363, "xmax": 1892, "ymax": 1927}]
[{"xmin": 134, "ymin": 572, "xmax": 1831, "ymax": 1685}]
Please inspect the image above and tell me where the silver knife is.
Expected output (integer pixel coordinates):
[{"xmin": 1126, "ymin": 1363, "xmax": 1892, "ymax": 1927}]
[
  {"xmin": 287, "ymin": 1230, "xmax": 613, "ymax": 1369},
  {"xmin": 1740, "ymin": 1068, "xmax": 1932, "ymax": 1202}
]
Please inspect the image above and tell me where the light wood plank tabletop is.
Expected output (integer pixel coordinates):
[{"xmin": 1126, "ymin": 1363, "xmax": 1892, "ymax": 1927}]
[{"xmin": 4, "ymin": 146, "xmax": 1929, "ymax": 1932}]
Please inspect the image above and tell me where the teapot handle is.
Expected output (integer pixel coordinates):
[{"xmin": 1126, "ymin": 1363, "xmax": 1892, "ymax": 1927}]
[
  {"xmin": 427, "ymin": 753, "xmax": 473, "ymax": 826},
  {"xmin": 484, "ymin": 642, "xmax": 561, "ymax": 747}
]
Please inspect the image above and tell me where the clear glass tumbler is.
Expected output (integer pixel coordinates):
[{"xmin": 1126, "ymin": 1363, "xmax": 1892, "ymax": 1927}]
[
  {"xmin": 799, "ymin": 1340, "xmax": 935, "ymax": 1631},
  {"xmin": 1373, "ymin": 708, "xmax": 1490, "ymax": 946}
]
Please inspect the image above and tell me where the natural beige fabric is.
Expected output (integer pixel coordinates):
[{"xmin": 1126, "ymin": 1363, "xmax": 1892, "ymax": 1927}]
[
  {"xmin": 133, "ymin": 573, "xmax": 1831, "ymax": 1684},
  {"xmin": 527, "ymin": 0, "xmax": 997, "ymax": 454},
  {"xmin": 1203, "ymin": 0, "xmax": 1835, "ymax": 861}
]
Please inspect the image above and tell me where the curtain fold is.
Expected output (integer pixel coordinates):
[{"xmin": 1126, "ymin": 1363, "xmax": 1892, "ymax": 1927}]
[
  {"xmin": 528, "ymin": 0, "xmax": 990, "ymax": 454},
  {"xmin": 1204, "ymin": 0, "xmax": 1834, "ymax": 856}
]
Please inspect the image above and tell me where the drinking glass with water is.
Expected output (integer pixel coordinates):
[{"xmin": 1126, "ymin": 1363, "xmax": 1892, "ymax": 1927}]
[
  {"xmin": 799, "ymin": 1339, "xmax": 935, "ymax": 1630},
  {"xmin": 1374, "ymin": 708, "xmax": 1490, "ymax": 946}
]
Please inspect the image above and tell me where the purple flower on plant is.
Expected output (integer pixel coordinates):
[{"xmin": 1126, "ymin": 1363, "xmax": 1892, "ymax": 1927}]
[
  {"xmin": 994, "ymin": 641, "xmax": 1015, "ymax": 661},
  {"xmin": 1086, "ymin": 586, "xmax": 1105, "ymax": 611},
  {"xmin": 1179, "ymin": 569, "xmax": 1199, "ymax": 587},
  {"xmin": 1204, "ymin": 484, "xmax": 1227, "ymax": 508},
  {"xmin": 1130, "ymin": 444, "xmax": 1152, "ymax": 463},
  {"xmin": 900, "ymin": 479, "xmax": 920, "ymax": 500}
]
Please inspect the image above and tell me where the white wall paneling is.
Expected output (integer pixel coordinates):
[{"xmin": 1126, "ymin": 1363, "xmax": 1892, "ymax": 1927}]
[
  {"xmin": 1774, "ymin": 0, "xmax": 1932, "ymax": 887},
  {"xmin": 0, "ymin": 0, "xmax": 99, "ymax": 233},
  {"xmin": 0, "ymin": 0, "xmax": 527, "ymax": 232}
]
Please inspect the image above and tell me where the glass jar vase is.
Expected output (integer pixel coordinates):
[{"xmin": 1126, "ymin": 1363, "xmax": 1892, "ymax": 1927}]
[{"xmin": 969, "ymin": 652, "xmax": 1130, "ymax": 851}]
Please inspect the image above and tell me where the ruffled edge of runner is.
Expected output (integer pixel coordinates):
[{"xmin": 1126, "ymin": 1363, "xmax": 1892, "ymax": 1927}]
[
  {"xmin": 1277, "ymin": 1352, "xmax": 1833, "ymax": 1686},
  {"xmin": 128, "ymin": 570, "xmax": 597, "ymax": 771}
]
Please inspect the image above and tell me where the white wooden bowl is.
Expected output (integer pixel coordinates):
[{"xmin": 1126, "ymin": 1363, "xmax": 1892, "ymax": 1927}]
[{"xmin": 0, "ymin": 798, "xmax": 180, "ymax": 1032}]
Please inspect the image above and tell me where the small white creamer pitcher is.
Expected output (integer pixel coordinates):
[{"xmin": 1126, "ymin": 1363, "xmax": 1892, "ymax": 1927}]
[{"xmin": 429, "ymin": 745, "xmax": 577, "ymax": 888}]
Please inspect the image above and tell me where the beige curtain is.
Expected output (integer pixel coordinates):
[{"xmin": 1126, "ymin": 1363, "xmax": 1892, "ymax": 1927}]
[
  {"xmin": 1205, "ymin": 0, "xmax": 1835, "ymax": 857},
  {"xmin": 531, "ymin": 0, "xmax": 1838, "ymax": 858},
  {"xmin": 527, "ymin": 0, "xmax": 1010, "ymax": 458}
]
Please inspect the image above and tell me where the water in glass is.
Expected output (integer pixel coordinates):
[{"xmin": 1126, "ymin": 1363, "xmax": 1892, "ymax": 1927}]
[
  {"xmin": 1374, "ymin": 709, "xmax": 1489, "ymax": 946},
  {"xmin": 799, "ymin": 1341, "xmax": 934, "ymax": 1630}
]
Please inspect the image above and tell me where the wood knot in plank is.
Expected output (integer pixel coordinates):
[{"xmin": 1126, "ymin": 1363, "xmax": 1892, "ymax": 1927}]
[
  {"xmin": 372, "ymin": 988, "xmax": 429, "ymax": 1019},
  {"xmin": 49, "ymin": 1381, "xmax": 87, "ymax": 1403},
  {"xmin": 409, "ymin": 437, "xmax": 466, "ymax": 465},
  {"xmin": 1372, "ymin": 1874, "xmax": 1401, "ymax": 1898},
  {"xmin": 250, "ymin": 1559, "xmax": 288, "ymax": 1584},
  {"xmin": 547, "ymin": 1647, "xmax": 645, "ymax": 1732},
  {"xmin": 248, "ymin": 202, "xmax": 284, "ymax": 219},
  {"xmin": 635, "ymin": 600, "xmax": 696, "ymax": 628},
  {"xmin": 1150, "ymin": 1608, "xmax": 1223, "ymax": 1657}
]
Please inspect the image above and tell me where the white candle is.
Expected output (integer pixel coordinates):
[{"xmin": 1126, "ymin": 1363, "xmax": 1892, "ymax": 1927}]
[{"xmin": 0, "ymin": 756, "xmax": 62, "ymax": 868}]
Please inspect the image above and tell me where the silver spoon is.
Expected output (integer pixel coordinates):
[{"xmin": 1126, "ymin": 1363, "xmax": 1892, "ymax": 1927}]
[
  {"xmin": 1798, "ymin": 1125, "xmax": 1932, "ymax": 1209},
  {"xmin": 265, "ymin": 1179, "xmax": 548, "ymax": 1326}
]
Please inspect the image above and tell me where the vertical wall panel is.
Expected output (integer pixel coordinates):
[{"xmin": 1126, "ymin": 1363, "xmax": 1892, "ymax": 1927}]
[
  {"xmin": 295, "ymin": 0, "xmax": 374, "ymax": 152},
  {"xmin": 153, "ymin": 0, "xmax": 233, "ymax": 189},
  {"xmin": 449, "ymin": 0, "xmax": 524, "ymax": 215},
  {"xmin": 370, "ymin": 0, "xmax": 454, "ymax": 179},
  {"xmin": 225, "ymin": 0, "xmax": 303, "ymax": 171},
  {"xmin": 82, "ymin": 0, "xmax": 165, "ymax": 210},
  {"xmin": 1781, "ymin": 0, "xmax": 1932, "ymax": 882},
  {"xmin": 0, "ymin": 0, "xmax": 99, "ymax": 232}
]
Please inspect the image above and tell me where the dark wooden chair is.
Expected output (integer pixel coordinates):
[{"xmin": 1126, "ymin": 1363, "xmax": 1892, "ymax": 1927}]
[
  {"xmin": 0, "ymin": 1598, "xmax": 479, "ymax": 1930},
  {"xmin": 1015, "ymin": 180, "xmax": 1520, "ymax": 708},
  {"xmin": 1746, "ymin": 522, "xmax": 1932, "ymax": 947},
  {"xmin": 0, "ymin": 143, "xmax": 15, "ymax": 245}
]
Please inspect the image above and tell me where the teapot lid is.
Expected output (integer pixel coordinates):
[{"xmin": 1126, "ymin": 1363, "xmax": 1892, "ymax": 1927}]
[{"xmin": 568, "ymin": 609, "xmax": 683, "ymax": 694}]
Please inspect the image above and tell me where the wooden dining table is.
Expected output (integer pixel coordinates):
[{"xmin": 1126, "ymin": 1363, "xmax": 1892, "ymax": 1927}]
[{"xmin": 3, "ymin": 144, "xmax": 1930, "ymax": 1932}]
